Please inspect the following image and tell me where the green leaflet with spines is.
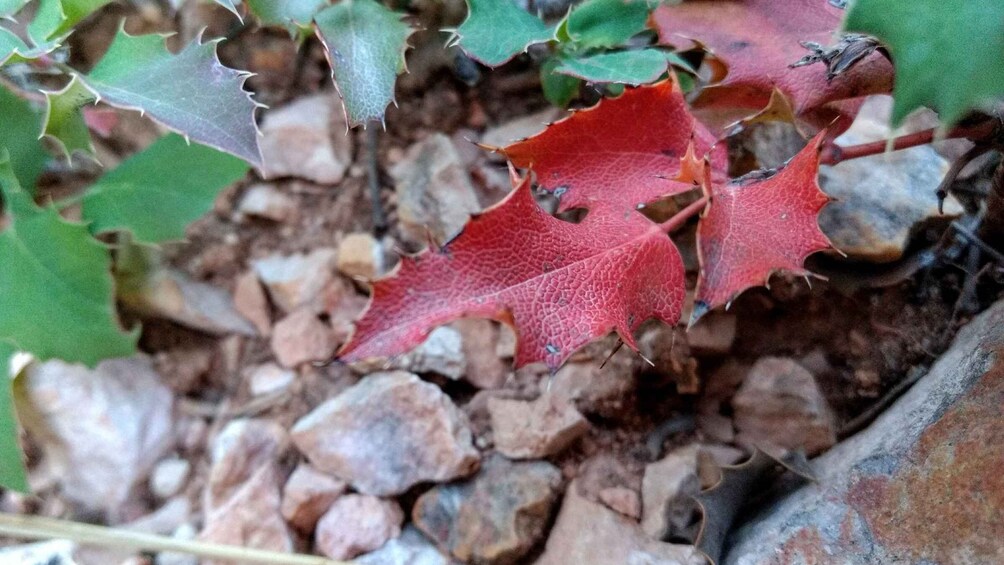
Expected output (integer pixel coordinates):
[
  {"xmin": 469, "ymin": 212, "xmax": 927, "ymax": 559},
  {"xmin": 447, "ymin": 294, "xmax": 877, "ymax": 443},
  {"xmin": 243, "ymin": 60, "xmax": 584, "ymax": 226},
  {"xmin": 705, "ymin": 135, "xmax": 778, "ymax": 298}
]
[
  {"xmin": 0, "ymin": 341, "xmax": 27, "ymax": 494},
  {"xmin": 0, "ymin": 85, "xmax": 48, "ymax": 191},
  {"xmin": 556, "ymin": 49, "xmax": 691, "ymax": 85},
  {"xmin": 79, "ymin": 28, "xmax": 263, "ymax": 166},
  {"xmin": 314, "ymin": 0, "xmax": 414, "ymax": 127},
  {"xmin": 0, "ymin": 153, "xmax": 137, "ymax": 367},
  {"xmin": 0, "ymin": 0, "xmax": 27, "ymax": 18},
  {"xmin": 844, "ymin": 0, "xmax": 1004, "ymax": 126},
  {"xmin": 541, "ymin": 58, "xmax": 582, "ymax": 107},
  {"xmin": 42, "ymin": 75, "xmax": 95, "ymax": 160},
  {"xmin": 81, "ymin": 134, "xmax": 249, "ymax": 244},
  {"xmin": 247, "ymin": 0, "xmax": 324, "ymax": 30},
  {"xmin": 452, "ymin": 0, "xmax": 555, "ymax": 67},
  {"xmin": 27, "ymin": 0, "xmax": 112, "ymax": 43},
  {"xmin": 563, "ymin": 0, "xmax": 650, "ymax": 50}
]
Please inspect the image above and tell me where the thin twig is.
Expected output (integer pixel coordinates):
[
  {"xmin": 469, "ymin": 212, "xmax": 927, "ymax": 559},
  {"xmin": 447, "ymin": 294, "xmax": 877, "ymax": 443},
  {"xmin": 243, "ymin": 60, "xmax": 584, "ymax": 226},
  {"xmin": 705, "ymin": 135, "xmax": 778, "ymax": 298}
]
[
  {"xmin": 659, "ymin": 195, "xmax": 709, "ymax": 233},
  {"xmin": 935, "ymin": 144, "xmax": 993, "ymax": 213},
  {"xmin": 365, "ymin": 124, "xmax": 387, "ymax": 234},
  {"xmin": 820, "ymin": 119, "xmax": 999, "ymax": 166},
  {"xmin": 952, "ymin": 220, "xmax": 1004, "ymax": 265},
  {"xmin": 0, "ymin": 513, "xmax": 346, "ymax": 565}
]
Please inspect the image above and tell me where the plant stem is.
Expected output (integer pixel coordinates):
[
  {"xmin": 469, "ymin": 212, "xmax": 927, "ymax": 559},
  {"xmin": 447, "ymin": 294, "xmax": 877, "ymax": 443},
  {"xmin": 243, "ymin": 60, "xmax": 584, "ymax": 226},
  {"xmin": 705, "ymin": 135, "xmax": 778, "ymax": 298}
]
[
  {"xmin": 659, "ymin": 195, "xmax": 709, "ymax": 233},
  {"xmin": 819, "ymin": 118, "xmax": 999, "ymax": 166},
  {"xmin": 0, "ymin": 513, "xmax": 346, "ymax": 565}
]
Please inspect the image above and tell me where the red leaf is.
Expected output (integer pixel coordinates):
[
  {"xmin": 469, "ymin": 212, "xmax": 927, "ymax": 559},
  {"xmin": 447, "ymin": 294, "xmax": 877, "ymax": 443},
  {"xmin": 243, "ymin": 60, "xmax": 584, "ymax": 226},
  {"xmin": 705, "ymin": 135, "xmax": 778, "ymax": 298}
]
[
  {"xmin": 340, "ymin": 176, "xmax": 686, "ymax": 371},
  {"xmin": 499, "ymin": 79, "xmax": 728, "ymax": 217},
  {"xmin": 693, "ymin": 132, "xmax": 832, "ymax": 323},
  {"xmin": 650, "ymin": 0, "xmax": 892, "ymax": 131}
]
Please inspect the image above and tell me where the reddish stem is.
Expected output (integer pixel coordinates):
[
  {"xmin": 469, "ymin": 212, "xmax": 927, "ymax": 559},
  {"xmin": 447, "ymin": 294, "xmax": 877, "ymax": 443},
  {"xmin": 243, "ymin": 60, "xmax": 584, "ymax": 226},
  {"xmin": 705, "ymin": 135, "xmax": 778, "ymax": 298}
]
[
  {"xmin": 820, "ymin": 119, "xmax": 999, "ymax": 166},
  {"xmin": 659, "ymin": 195, "xmax": 709, "ymax": 233}
]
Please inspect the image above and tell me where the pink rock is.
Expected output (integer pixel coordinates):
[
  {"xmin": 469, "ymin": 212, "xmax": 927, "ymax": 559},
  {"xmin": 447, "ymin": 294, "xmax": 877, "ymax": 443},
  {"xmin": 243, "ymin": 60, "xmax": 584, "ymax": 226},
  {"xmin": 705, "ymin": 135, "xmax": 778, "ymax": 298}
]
[
  {"xmin": 732, "ymin": 357, "xmax": 836, "ymax": 455},
  {"xmin": 488, "ymin": 394, "xmax": 589, "ymax": 459},
  {"xmin": 315, "ymin": 494, "xmax": 404, "ymax": 560},
  {"xmin": 205, "ymin": 419, "xmax": 289, "ymax": 512},
  {"xmin": 598, "ymin": 486, "xmax": 641, "ymax": 520},
  {"xmin": 291, "ymin": 371, "xmax": 479, "ymax": 496},
  {"xmin": 280, "ymin": 463, "xmax": 347, "ymax": 533},
  {"xmin": 252, "ymin": 248, "xmax": 338, "ymax": 315},
  {"xmin": 536, "ymin": 480, "xmax": 704, "ymax": 565},
  {"xmin": 200, "ymin": 465, "xmax": 294, "ymax": 564},
  {"xmin": 259, "ymin": 94, "xmax": 352, "ymax": 184},
  {"xmin": 236, "ymin": 183, "xmax": 298, "ymax": 223},
  {"xmin": 233, "ymin": 270, "xmax": 271, "ymax": 336},
  {"xmin": 270, "ymin": 309, "xmax": 336, "ymax": 368},
  {"xmin": 336, "ymin": 232, "xmax": 383, "ymax": 280}
]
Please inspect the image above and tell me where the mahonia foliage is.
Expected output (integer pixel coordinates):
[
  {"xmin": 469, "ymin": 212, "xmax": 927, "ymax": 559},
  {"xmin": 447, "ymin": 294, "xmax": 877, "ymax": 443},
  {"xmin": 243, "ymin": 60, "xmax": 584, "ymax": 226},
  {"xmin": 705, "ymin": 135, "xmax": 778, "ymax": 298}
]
[
  {"xmin": 343, "ymin": 81, "xmax": 835, "ymax": 369},
  {"xmin": 348, "ymin": 0, "xmax": 1004, "ymax": 369},
  {"xmin": 650, "ymin": 0, "xmax": 893, "ymax": 134}
]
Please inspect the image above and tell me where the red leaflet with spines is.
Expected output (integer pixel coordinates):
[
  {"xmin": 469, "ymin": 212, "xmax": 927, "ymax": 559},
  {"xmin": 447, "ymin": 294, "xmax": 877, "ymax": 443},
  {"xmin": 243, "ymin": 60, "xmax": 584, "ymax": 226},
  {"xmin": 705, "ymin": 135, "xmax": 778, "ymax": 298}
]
[
  {"xmin": 693, "ymin": 132, "xmax": 832, "ymax": 324},
  {"xmin": 650, "ymin": 0, "xmax": 892, "ymax": 132},
  {"xmin": 339, "ymin": 176, "xmax": 686, "ymax": 371},
  {"xmin": 499, "ymin": 78, "xmax": 727, "ymax": 218}
]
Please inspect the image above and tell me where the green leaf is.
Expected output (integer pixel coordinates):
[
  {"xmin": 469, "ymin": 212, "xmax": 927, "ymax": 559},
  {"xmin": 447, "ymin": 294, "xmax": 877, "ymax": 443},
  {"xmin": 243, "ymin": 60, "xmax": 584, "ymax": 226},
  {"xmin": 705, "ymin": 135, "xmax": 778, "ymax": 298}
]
[
  {"xmin": 42, "ymin": 75, "xmax": 95, "ymax": 160},
  {"xmin": 81, "ymin": 134, "xmax": 248, "ymax": 244},
  {"xmin": 0, "ymin": 154, "xmax": 137, "ymax": 366},
  {"xmin": 541, "ymin": 57, "xmax": 581, "ymax": 106},
  {"xmin": 555, "ymin": 49, "xmax": 672, "ymax": 85},
  {"xmin": 452, "ymin": 0, "xmax": 555, "ymax": 67},
  {"xmin": 79, "ymin": 28, "xmax": 263, "ymax": 166},
  {"xmin": 0, "ymin": 85, "xmax": 48, "ymax": 191},
  {"xmin": 247, "ymin": 0, "xmax": 323, "ymax": 28},
  {"xmin": 844, "ymin": 0, "xmax": 1004, "ymax": 126},
  {"xmin": 0, "ymin": 0, "xmax": 27, "ymax": 18},
  {"xmin": 314, "ymin": 0, "xmax": 413, "ymax": 126},
  {"xmin": 27, "ymin": 0, "xmax": 112, "ymax": 43},
  {"xmin": 0, "ymin": 341, "xmax": 28, "ymax": 494},
  {"xmin": 564, "ymin": 0, "xmax": 650, "ymax": 49}
]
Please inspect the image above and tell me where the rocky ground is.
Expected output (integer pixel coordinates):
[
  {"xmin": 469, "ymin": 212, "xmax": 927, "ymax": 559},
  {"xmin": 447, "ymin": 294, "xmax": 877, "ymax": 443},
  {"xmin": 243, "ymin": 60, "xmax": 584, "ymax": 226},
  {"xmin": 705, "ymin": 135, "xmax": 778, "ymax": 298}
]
[{"xmin": 3, "ymin": 3, "xmax": 1004, "ymax": 565}]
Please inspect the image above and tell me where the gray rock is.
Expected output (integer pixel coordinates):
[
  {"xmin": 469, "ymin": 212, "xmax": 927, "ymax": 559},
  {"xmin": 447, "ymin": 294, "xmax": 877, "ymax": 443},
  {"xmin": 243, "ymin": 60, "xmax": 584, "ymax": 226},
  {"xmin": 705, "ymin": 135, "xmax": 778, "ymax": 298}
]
[
  {"xmin": 731, "ymin": 357, "xmax": 836, "ymax": 456},
  {"xmin": 248, "ymin": 363, "xmax": 296, "ymax": 396},
  {"xmin": 349, "ymin": 326, "xmax": 468, "ymax": 381},
  {"xmin": 259, "ymin": 94, "xmax": 352, "ymax": 184},
  {"xmin": 354, "ymin": 527, "xmax": 456, "ymax": 565},
  {"xmin": 390, "ymin": 133, "xmax": 481, "ymax": 246},
  {"xmin": 0, "ymin": 540, "xmax": 79, "ymax": 564},
  {"xmin": 150, "ymin": 458, "xmax": 191, "ymax": 500},
  {"xmin": 535, "ymin": 480, "xmax": 704, "ymax": 565},
  {"xmin": 413, "ymin": 455, "xmax": 563, "ymax": 564},
  {"xmin": 724, "ymin": 299, "xmax": 1004, "ymax": 565},
  {"xmin": 120, "ymin": 266, "xmax": 257, "ymax": 336},
  {"xmin": 641, "ymin": 446, "xmax": 700, "ymax": 540},
  {"xmin": 291, "ymin": 371, "xmax": 480, "ymax": 496},
  {"xmin": 17, "ymin": 356, "xmax": 174, "ymax": 517},
  {"xmin": 819, "ymin": 98, "xmax": 961, "ymax": 262}
]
